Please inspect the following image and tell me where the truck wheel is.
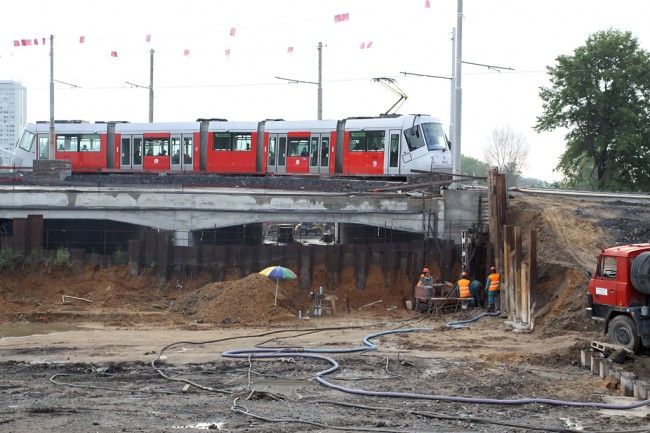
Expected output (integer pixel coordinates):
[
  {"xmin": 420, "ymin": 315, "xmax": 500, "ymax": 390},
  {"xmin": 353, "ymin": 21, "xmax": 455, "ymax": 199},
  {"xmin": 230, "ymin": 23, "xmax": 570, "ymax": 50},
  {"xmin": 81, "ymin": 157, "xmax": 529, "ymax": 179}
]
[{"xmin": 608, "ymin": 315, "xmax": 641, "ymax": 352}]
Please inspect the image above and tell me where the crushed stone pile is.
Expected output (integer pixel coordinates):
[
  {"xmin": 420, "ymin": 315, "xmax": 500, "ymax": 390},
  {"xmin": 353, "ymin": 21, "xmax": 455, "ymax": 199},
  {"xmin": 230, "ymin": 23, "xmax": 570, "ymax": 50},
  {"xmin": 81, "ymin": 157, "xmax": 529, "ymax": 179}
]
[{"xmin": 171, "ymin": 273, "xmax": 297, "ymax": 325}]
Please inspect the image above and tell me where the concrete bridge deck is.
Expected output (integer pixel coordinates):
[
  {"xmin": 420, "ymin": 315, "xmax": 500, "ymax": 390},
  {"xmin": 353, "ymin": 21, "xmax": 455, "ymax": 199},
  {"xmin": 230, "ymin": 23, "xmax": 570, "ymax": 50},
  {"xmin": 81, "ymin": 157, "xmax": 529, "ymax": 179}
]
[{"xmin": 0, "ymin": 186, "xmax": 480, "ymax": 245}]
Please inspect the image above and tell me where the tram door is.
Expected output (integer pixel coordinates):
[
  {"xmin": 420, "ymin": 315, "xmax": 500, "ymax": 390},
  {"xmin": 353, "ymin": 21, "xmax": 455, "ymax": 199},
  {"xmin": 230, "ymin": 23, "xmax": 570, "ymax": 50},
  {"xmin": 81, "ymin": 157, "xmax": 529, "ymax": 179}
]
[
  {"xmin": 120, "ymin": 135, "xmax": 143, "ymax": 171},
  {"xmin": 309, "ymin": 134, "xmax": 330, "ymax": 174},
  {"xmin": 386, "ymin": 129, "xmax": 401, "ymax": 175},
  {"xmin": 267, "ymin": 133, "xmax": 287, "ymax": 174},
  {"xmin": 171, "ymin": 134, "xmax": 194, "ymax": 171}
]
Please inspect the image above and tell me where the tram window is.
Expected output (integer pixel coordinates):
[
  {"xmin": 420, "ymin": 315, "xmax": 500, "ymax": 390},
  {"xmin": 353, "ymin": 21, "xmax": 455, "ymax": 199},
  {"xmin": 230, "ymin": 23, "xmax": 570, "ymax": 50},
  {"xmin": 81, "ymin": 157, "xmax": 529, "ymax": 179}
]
[
  {"xmin": 213, "ymin": 132, "xmax": 252, "ymax": 151},
  {"xmin": 268, "ymin": 136, "xmax": 277, "ymax": 165},
  {"xmin": 233, "ymin": 134, "xmax": 251, "ymax": 151},
  {"xmin": 38, "ymin": 137, "xmax": 49, "ymax": 159},
  {"xmin": 389, "ymin": 133, "xmax": 399, "ymax": 167},
  {"xmin": 18, "ymin": 130, "xmax": 35, "ymax": 152},
  {"xmin": 404, "ymin": 125, "xmax": 425, "ymax": 151},
  {"xmin": 421, "ymin": 122, "xmax": 448, "ymax": 151},
  {"xmin": 310, "ymin": 137, "xmax": 319, "ymax": 166},
  {"xmin": 79, "ymin": 135, "xmax": 100, "ymax": 152},
  {"xmin": 349, "ymin": 131, "xmax": 385, "ymax": 152},
  {"xmin": 287, "ymin": 137, "xmax": 309, "ymax": 157},
  {"xmin": 143, "ymin": 137, "xmax": 169, "ymax": 156},
  {"xmin": 321, "ymin": 137, "xmax": 329, "ymax": 166},
  {"xmin": 57, "ymin": 135, "xmax": 78, "ymax": 152}
]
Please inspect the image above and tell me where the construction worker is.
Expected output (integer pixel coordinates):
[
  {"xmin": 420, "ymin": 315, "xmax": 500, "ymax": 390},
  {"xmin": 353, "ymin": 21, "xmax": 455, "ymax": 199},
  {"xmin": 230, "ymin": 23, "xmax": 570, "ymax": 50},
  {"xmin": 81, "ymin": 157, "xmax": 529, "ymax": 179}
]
[
  {"xmin": 456, "ymin": 271, "xmax": 472, "ymax": 300},
  {"xmin": 418, "ymin": 268, "xmax": 433, "ymax": 288},
  {"xmin": 414, "ymin": 267, "xmax": 434, "ymax": 312},
  {"xmin": 485, "ymin": 266, "xmax": 501, "ymax": 312},
  {"xmin": 469, "ymin": 279, "xmax": 483, "ymax": 307}
]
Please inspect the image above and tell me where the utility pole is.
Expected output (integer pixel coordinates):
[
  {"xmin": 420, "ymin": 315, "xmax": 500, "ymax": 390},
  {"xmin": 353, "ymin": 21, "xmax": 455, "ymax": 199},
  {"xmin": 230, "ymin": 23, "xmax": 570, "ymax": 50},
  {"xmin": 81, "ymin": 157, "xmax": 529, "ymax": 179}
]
[
  {"xmin": 317, "ymin": 42, "xmax": 323, "ymax": 120},
  {"xmin": 449, "ymin": 28, "xmax": 456, "ymax": 145},
  {"xmin": 276, "ymin": 41, "xmax": 323, "ymax": 120},
  {"xmin": 149, "ymin": 49, "xmax": 154, "ymax": 122},
  {"xmin": 453, "ymin": 0, "xmax": 463, "ymax": 184},
  {"xmin": 49, "ymin": 34, "xmax": 55, "ymax": 159},
  {"xmin": 125, "ymin": 49, "xmax": 155, "ymax": 122}
]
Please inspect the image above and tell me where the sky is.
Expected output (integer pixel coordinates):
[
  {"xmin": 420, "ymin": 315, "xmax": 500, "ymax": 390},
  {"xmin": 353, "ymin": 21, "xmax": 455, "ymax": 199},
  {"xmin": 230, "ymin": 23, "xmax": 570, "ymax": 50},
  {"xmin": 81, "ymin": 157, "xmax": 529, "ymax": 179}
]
[{"xmin": 2, "ymin": 0, "xmax": 650, "ymax": 181}]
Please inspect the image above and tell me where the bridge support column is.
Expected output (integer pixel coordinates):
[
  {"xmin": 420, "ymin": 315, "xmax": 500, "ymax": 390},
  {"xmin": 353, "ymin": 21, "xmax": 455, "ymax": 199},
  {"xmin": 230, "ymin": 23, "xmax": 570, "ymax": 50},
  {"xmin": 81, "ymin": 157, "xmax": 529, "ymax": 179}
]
[{"xmin": 173, "ymin": 230, "xmax": 192, "ymax": 247}]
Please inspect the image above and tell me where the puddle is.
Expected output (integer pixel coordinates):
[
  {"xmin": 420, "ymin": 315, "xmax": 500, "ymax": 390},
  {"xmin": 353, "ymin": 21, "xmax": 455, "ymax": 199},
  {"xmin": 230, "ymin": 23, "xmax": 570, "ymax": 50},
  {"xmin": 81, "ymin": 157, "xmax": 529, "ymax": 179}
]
[
  {"xmin": 0, "ymin": 322, "xmax": 81, "ymax": 338},
  {"xmin": 598, "ymin": 396, "xmax": 650, "ymax": 418},
  {"xmin": 172, "ymin": 422, "xmax": 225, "ymax": 430}
]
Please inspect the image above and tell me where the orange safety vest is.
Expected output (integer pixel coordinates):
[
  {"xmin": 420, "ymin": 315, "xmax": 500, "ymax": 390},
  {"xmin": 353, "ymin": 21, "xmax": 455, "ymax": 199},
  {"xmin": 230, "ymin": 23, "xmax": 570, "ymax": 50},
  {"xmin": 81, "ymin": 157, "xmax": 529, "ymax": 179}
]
[
  {"xmin": 488, "ymin": 273, "xmax": 500, "ymax": 292},
  {"xmin": 458, "ymin": 278, "xmax": 471, "ymax": 298}
]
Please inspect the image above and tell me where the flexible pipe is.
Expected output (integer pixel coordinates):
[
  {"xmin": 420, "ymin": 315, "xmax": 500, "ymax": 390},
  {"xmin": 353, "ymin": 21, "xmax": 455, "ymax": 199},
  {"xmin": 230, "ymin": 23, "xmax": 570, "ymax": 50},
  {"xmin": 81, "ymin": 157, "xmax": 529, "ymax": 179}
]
[
  {"xmin": 222, "ymin": 326, "xmax": 650, "ymax": 410},
  {"xmin": 446, "ymin": 311, "xmax": 501, "ymax": 328}
]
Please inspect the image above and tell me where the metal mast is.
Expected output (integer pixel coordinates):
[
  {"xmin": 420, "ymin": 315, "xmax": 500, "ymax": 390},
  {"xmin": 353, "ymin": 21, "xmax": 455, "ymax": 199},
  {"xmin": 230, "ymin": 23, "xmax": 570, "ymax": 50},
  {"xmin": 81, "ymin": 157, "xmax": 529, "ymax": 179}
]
[
  {"xmin": 317, "ymin": 42, "xmax": 323, "ymax": 120},
  {"xmin": 452, "ymin": 0, "xmax": 463, "ymax": 182},
  {"xmin": 49, "ymin": 35, "xmax": 55, "ymax": 159},
  {"xmin": 449, "ymin": 28, "xmax": 456, "ymax": 144},
  {"xmin": 149, "ymin": 49, "xmax": 154, "ymax": 122}
]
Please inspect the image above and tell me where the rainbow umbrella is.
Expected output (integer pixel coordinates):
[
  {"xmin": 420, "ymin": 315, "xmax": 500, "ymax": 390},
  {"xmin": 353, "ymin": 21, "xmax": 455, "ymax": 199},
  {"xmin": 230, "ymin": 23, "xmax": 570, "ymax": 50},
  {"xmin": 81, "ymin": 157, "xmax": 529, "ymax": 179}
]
[{"xmin": 259, "ymin": 266, "xmax": 297, "ymax": 306}]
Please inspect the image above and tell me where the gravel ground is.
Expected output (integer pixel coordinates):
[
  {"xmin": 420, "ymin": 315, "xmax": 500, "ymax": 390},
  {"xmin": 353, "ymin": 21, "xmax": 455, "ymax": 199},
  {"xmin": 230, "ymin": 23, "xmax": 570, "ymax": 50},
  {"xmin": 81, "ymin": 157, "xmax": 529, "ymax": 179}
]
[
  {"xmin": 0, "ymin": 171, "xmax": 450, "ymax": 194},
  {"xmin": 1, "ymin": 321, "xmax": 648, "ymax": 433}
]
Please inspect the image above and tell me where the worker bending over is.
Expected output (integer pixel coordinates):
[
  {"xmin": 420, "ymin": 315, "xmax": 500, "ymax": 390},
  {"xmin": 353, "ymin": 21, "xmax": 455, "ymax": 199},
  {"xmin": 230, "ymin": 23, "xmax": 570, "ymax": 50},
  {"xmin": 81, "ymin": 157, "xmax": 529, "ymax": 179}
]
[{"xmin": 485, "ymin": 266, "xmax": 501, "ymax": 312}]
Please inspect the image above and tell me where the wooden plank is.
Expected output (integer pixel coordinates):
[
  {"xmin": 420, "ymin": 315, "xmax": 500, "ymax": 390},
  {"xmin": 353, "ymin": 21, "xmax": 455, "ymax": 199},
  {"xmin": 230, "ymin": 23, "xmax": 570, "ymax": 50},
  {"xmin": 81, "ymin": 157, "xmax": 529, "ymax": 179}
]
[
  {"xmin": 520, "ymin": 261, "xmax": 529, "ymax": 324},
  {"xmin": 514, "ymin": 226, "xmax": 522, "ymax": 322},
  {"xmin": 529, "ymin": 230, "xmax": 537, "ymax": 329},
  {"xmin": 502, "ymin": 225, "xmax": 513, "ymax": 316}
]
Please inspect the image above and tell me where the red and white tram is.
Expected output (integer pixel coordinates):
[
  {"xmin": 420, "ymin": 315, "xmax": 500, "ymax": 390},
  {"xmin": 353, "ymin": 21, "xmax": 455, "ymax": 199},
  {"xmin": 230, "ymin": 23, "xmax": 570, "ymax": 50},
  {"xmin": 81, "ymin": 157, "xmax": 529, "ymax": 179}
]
[{"xmin": 9, "ymin": 114, "xmax": 451, "ymax": 176}]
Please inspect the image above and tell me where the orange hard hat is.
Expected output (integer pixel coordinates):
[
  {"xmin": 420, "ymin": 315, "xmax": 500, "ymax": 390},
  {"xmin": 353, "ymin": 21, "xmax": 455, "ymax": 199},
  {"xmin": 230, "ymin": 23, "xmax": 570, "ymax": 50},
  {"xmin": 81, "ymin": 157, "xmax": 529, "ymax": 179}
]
[{"xmin": 422, "ymin": 267, "xmax": 430, "ymax": 273}]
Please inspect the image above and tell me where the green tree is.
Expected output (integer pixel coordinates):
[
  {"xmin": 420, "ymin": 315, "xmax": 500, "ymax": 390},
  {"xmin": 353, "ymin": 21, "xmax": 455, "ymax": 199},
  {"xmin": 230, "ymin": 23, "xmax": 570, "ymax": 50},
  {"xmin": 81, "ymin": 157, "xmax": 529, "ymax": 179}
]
[
  {"xmin": 535, "ymin": 30, "xmax": 650, "ymax": 191},
  {"xmin": 461, "ymin": 154, "xmax": 487, "ymax": 178}
]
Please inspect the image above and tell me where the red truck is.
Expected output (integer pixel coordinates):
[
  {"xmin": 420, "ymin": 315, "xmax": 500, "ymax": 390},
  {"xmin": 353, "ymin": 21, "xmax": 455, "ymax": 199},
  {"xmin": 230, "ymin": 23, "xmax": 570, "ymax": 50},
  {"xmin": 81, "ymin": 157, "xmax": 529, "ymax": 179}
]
[{"xmin": 587, "ymin": 243, "xmax": 650, "ymax": 351}]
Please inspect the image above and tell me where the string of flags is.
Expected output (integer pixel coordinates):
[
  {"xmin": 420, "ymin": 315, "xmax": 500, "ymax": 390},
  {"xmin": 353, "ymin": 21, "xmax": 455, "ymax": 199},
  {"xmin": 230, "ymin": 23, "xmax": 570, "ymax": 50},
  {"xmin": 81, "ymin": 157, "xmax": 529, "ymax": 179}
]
[
  {"xmin": 13, "ymin": 38, "xmax": 46, "ymax": 46},
  {"xmin": 8, "ymin": 7, "xmax": 408, "ymax": 59}
]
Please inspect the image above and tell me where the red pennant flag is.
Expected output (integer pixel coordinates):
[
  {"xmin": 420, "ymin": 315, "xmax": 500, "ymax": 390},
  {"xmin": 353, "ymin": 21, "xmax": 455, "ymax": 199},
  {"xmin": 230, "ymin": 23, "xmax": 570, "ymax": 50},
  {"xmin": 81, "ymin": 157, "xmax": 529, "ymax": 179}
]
[
  {"xmin": 225, "ymin": 48, "xmax": 230, "ymax": 56},
  {"xmin": 42, "ymin": 37, "xmax": 46, "ymax": 45},
  {"xmin": 33, "ymin": 38, "xmax": 38, "ymax": 45},
  {"xmin": 425, "ymin": 0, "xmax": 431, "ymax": 8},
  {"xmin": 111, "ymin": 51, "xmax": 118, "ymax": 57},
  {"xmin": 79, "ymin": 35, "xmax": 85, "ymax": 43},
  {"xmin": 334, "ymin": 13, "xmax": 349, "ymax": 23},
  {"xmin": 146, "ymin": 34, "xmax": 151, "ymax": 43},
  {"xmin": 287, "ymin": 46, "xmax": 294, "ymax": 54},
  {"xmin": 183, "ymin": 49, "xmax": 190, "ymax": 56},
  {"xmin": 13, "ymin": 40, "xmax": 20, "ymax": 47},
  {"xmin": 229, "ymin": 27, "xmax": 236, "ymax": 36},
  {"xmin": 360, "ymin": 42, "xmax": 366, "ymax": 49},
  {"xmin": 21, "ymin": 39, "xmax": 31, "ymax": 46},
  {"xmin": 366, "ymin": 41, "xmax": 373, "ymax": 49}
]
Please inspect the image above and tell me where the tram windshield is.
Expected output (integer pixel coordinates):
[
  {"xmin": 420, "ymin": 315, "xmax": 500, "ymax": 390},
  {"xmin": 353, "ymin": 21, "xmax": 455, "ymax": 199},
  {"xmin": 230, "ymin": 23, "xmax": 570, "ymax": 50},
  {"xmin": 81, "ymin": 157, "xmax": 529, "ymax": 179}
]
[
  {"xmin": 421, "ymin": 123, "xmax": 448, "ymax": 151},
  {"xmin": 18, "ymin": 130, "xmax": 35, "ymax": 152}
]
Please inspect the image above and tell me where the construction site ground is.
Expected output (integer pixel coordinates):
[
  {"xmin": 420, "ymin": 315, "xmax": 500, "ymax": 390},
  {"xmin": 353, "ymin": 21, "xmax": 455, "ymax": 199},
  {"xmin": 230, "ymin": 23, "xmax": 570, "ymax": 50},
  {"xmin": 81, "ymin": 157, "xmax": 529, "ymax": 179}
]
[{"xmin": 1, "ymin": 192, "xmax": 649, "ymax": 432}]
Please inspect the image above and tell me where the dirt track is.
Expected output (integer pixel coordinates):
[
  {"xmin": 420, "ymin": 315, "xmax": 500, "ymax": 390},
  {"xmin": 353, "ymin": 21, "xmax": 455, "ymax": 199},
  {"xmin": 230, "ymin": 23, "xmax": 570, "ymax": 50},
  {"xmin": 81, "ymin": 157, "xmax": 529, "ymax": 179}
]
[{"xmin": 1, "ymin": 193, "xmax": 649, "ymax": 432}]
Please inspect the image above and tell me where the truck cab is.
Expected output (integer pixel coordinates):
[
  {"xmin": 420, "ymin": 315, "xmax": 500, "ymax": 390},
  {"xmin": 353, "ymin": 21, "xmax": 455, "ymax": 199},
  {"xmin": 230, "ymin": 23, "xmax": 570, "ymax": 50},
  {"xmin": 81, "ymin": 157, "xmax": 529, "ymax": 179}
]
[{"xmin": 587, "ymin": 243, "xmax": 650, "ymax": 351}]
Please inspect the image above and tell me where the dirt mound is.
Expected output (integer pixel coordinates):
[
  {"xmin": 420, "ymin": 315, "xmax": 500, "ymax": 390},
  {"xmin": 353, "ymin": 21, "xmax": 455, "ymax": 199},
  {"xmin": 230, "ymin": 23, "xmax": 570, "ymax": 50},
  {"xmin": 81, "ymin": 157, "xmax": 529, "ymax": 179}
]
[
  {"xmin": 509, "ymin": 193, "xmax": 649, "ymax": 335},
  {"xmin": 171, "ymin": 273, "xmax": 297, "ymax": 325}
]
